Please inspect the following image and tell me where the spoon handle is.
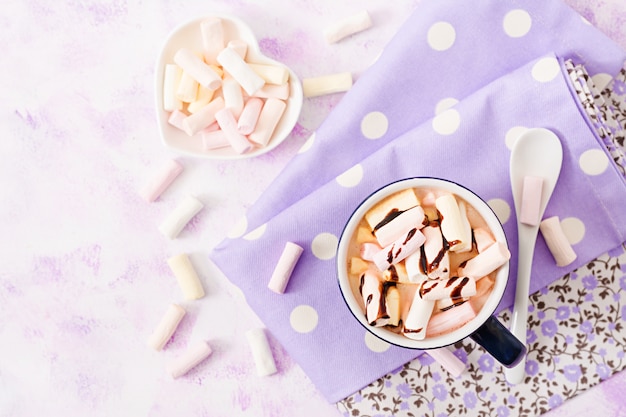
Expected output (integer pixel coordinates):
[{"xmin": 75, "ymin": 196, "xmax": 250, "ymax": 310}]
[{"xmin": 504, "ymin": 223, "xmax": 539, "ymax": 384}]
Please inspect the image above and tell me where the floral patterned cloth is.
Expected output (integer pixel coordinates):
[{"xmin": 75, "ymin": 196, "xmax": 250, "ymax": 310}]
[{"xmin": 336, "ymin": 61, "xmax": 626, "ymax": 417}]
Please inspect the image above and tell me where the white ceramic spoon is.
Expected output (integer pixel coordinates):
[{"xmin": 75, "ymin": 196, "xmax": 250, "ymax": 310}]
[{"xmin": 505, "ymin": 128, "xmax": 563, "ymax": 384}]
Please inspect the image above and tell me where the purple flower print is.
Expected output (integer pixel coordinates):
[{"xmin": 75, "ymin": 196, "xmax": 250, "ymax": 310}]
[
  {"xmin": 477, "ymin": 353, "xmax": 494, "ymax": 372},
  {"xmin": 400, "ymin": 402, "xmax": 410, "ymax": 411},
  {"xmin": 419, "ymin": 353, "xmax": 435, "ymax": 366},
  {"xmin": 537, "ymin": 310, "xmax": 546, "ymax": 319},
  {"xmin": 396, "ymin": 383, "xmax": 411, "ymax": 399},
  {"xmin": 565, "ymin": 335, "xmax": 574, "ymax": 344},
  {"xmin": 547, "ymin": 371, "xmax": 556, "ymax": 380},
  {"xmin": 614, "ymin": 79, "xmax": 626, "ymax": 95},
  {"xmin": 525, "ymin": 359, "xmax": 539, "ymax": 376},
  {"xmin": 432, "ymin": 372, "xmax": 441, "ymax": 382},
  {"xmin": 541, "ymin": 320, "xmax": 558, "ymax": 337},
  {"xmin": 527, "ymin": 329, "xmax": 537, "ymax": 344},
  {"xmin": 432, "ymin": 384, "xmax": 447, "ymax": 401},
  {"xmin": 563, "ymin": 364, "xmax": 582, "ymax": 382},
  {"xmin": 556, "ymin": 306, "xmax": 570, "ymax": 320},
  {"xmin": 620, "ymin": 276, "xmax": 626, "ymax": 291},
  {"xmin": 582, "ymin": 274, "xmax": 597, "ymax": 290},
  {"xmin": 497, "ymin": 405, "xmax": 510, "ymax": 417},
  {"xmin": 464, "ymin": 391, "xmax": 477, "ymax": 409},
  {"xmin": 508, "ymin": 395, "xmax": 517, "ymax": 405},
  {"xmin": 585, "ymin": 293, "xmax": 594, "ymax": 302},
  {"xmin": 354, "ymin": 394, "xmax": 362, "ymax": 403},
  {"xmin": 580, "ymin": 320, "xmax": 593, "ymax": 333},
  {"xmin": 597, "ymin": 363, "xmax": 611, "ymax": 380},
  {"xmin": 453, "ymin": 348, "xmax": 467, "ymax": 364},
  {"xmin": 548, "ymin": 394, "xmax": 563, "ymax": 408}
]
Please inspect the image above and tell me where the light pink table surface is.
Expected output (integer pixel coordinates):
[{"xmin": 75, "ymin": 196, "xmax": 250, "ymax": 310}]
[{"xmin": 1, "ymin": 1, "xmax": 625, "ymax": 416}]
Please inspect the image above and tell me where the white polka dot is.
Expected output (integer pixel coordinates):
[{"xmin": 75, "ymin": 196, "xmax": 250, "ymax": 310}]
[
  {"xmin": 488, "ymin": 198, "xmax": 511, "ymax": 225},
  {"xmin": 427, "ymin": 22, "xmax": 456, "ymax": 51},
  {"xmin": 364, "ymin": 331, "xmax": 390, "ymax": 353},
  {"xmin": 503, "ymin": 9, "xmax": 532, "ymax": 38},
  {"xmin": 311, "ymin": 232, "xmax": 338, "ymax": 260},
  {"xmin": 298, "ymin": 133, "xmax": 315, "ymax": 154},
  {"xmin": 591, "ymin": 73, "xmax": 612, "ymax": 91},
  {"xmin": 561, "ymin": 217, "xmax": 586, "ymax": 244},
  {"xmin": 579, "ymin": 149, "xmax": 609, "ymax": 175},
  {"xmin": 432, "ymin": 108, "xmax": 460, "ymax": 135},
  {"xmin": 505, "ymin": 126, "xmax": 529, "ymax": 150},
  {"xmin": 243, "ymin": 223, "xmax": 267, "ymax": 240},
  {"xmin": 336, "ymin": 164, "xmax": 363, "ymax": 188},
  {"xmin": 227, "ymin": 216, "xmax": 248, "ymax": 238},
  {"xmin": 361, "ymin": 111, "xmax": 388, "ymax": 140},
  {"xmin": 531, "ymin": 57, "xmax": 560, "ymax": 83},
  {"xmin": 435, "ymin": 97, "xmax": 459, "ymax": 115},
  {"xmin": 290, "ymin": 305, "xmax": 318, "ymax": 333}
]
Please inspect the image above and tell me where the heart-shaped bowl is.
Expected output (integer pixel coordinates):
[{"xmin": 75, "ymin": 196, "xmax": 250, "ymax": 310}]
[{"xmin": 154, "ymin": 14, "xmax": 303, "ymax": 160}]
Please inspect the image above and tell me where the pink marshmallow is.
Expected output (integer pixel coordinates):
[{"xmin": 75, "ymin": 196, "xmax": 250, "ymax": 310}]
[
  {"xmin": 201, "ymin": 130, "xmax": 230, "ymax": 151},
  {"xmin": 167, "ymin": 341, "xmax": 213, "ymax": 378},
  {"xmin": 374, "ymin": 205, "xmax": 426, "ymax": 248},
  {"xmin": 520, "ymin": 175, "xmax": 544, "ymax": 226},
  {"xmin": 182, "ymin": 97, "xmax": 225, "ymax": 136},
  {"xmin": 139, "ymin": 159, "xmax": 184, "ymax": 203},
  {"xmin": 426, "ymin": 301, "xmax": 477, "ymax": 337},
  {"xmin": 215, "ymin": 108, "xmax": 253, "ymax": 154},
  {"xmin": 428, "ymin": 347, "xmax": 466, "ymax": 377},
  {"xmin": 472, "ymin": 227, "xmax": 495, "ymax": 253},
  {"xmin": 457, "ymin": 241, "xmax": 510, "ymax": 280},
  {"xmin": 237, "ymin": 97, "xmax": 264, "ymax": 135},
  {"xmin": 167, "ymin": 109, "xmax": 187, "ymax": 131},
  {"xmin": 372, "ymin": 227, "xmax": 426, "ymax": 271},
  {"xmin": 360, "ymin": 242, "xmax": 382, "ymax": 261},
  {"xmin": 267, "ymin": 242, "xmax": 304, "ymax": 294},
  {"xmin": 248, "ymin": 98, "xmax": 287, "ymax": 147}
]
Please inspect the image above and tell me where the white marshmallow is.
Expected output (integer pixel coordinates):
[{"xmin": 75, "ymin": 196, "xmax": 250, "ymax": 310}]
[
  {"xmin": 248, "ymin": 63, "xmax": 290, "ymax": 85},
  {"xmin": 187, "ymin": 84, "xmax": 215, "ymax": 114},
  {"xmin": 365, "ymin": 188, "xmax": 420, "ymax": 230},
  {"xmin": 147, "ymin": 304, "xmax": 186, "ymax": 351},
  {"xmin": 457, "ymin": 241, "xmax": 510, "ymax": 280},
  {"xmin": 176, "ymin": 71, "xmax": 198, "ymax": 103},
  {"xmin": 167, "ymin": 253, "xmax": 205, "ymax": 300},
  {"xmin": 404, "ymin": 251, "xmax": 427, "ymax": 283},
  {"xmin": 227, "ymin": 39, "xmax": 248, "ymax": 58},
  {"xmin": 246, "ymin": 328, "xmax": 278, "ymax": 376},
  {"xmin": 420, "ymin": 276, "xmax": 477, "ymax": 301},
  {"xmin": 252, "ymin": 83, "xmax": 290, "ymax": 100},
  {"xmin": 158, "ymin": 196, "xmax": 204, "ymax": 240},
  {"xmin": 385, "ymin": 286, "xmax": 401, "ymax": 326},
  {"xmin": 421, "ymin": 223, "xmax": 450, "ymax": 280},
  {"xmin": 267, "ymin": 242, "xmax": 304, "ymax": 294},
  {"xmin": 217, "ymin": 47, "xmax": 266, "ymax": 95},
  {"xmin": 455, "ymin": 200, "xmax": 473, "ymax": 253},
  {"xmin": 237, "ymin": 97, "xmax": 264, "ymax": 135},
  {"xmin": 372, "ymin": 227, "xmax": 426, "ymax": 271},
  {"xmin": 435, "ymin": 194, "xmax": 469, "ymax": 252},
  {"xmin": 403, "ymin": 293, "xmax": 435, "ymax": 340},
  {"xmin": 167, "ymin": 341, "xmax": 213, "ymax": 378},
  {"xmin": 163, "ymin": 64, "xmax": 182, "ymax": 111},
  {"xmin": 222, "ymin": 77, "xmax": 244, "ymax": 118},
  {"xmin": 324, "ymin": 10, "xmax": 373, "ymax": 44},
  {"xmin": 182, "ymin": 97, "xmax": 225, "ymax": 136},
  {"xmin": 140, "ymin": 159, "xmax": 184, "ymax": 203},
  {"xmin": 302, "ymin": 72, "xmax": 353, "ymax": 98},
  {"xmin": 174, "ymin": 48, "xmax": 222, "ymax": 90},
  {"xmin": 360, "ymin": 271, "xmax": 389, "ymax": 327},
  {"xmin": 200, "ymin": 17, "xmax": 225, "ymax": 64},
  {"xmin": 540, "ymin": 216, "xmax": 577, "ymax": 267},
  {"xmin": 382, "ymin": 262, "xmax": 409, "ymax": 283},
  {"xmin": 248, "ymin": 98, "xmax": 286, "ymax": 147},
  {"xmin": 215, "ymin": 108, "xmax": 253, "ymax": 154},
  {"xmin": 520, "ymin": 176, "xmax": 544, "ymax": 226},
  {"xmin": 373, "ymin": 205, "xmax": 426, "ymax": 248}
]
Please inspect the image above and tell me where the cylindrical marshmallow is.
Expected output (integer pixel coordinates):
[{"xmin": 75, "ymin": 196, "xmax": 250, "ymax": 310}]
[
  {"xmin": 360, "ymin": 271, "xmax": 388, "ymax": 327},
  {"xmin": 458, "ymin": 241, "xmax": 510, "ymax": 280},
  {"xmin": 324, "ymin": 10, "xmax": 373, "ymax": 44},
  {"xmin": 473, "ymin": 228, "xmax": 495, "ymax": 253},
  {"xmin": 248, "ymin": 98, "xmax": 287, "ymax": 147},
  {"xmin": 167, "ymin": 341, "xmax": 213, "ymax": 378},
  {"xmin": 420, "ymin": 224, "xmax": 450, "ymax": 280},
  {"xmin": 248, "ymin": 63, "xmax": 290, "ymax": 85},
  {"xmin": 360, "ymin": 242, "xmax": 382, "ymax": 262},
  {"xmin": 167, "ymin": 253, "xmax": 205, "ymax": 300},
  {"xmin": 187, "ymin": 84, "xmax": 215, "ymax": 114},
  {"xmin": 147, "ymin": 304, "xmax": 186, "ymax": 351},
  {"xmin": 540, "ymin": 216, "xmax": 577, "ymax": 267},
  {"xmin": 252, "ymin": 83, "xmax": 290, "ymax": 100},
  {"xmin": 140, "ymin": 159, "xmax": 184, "ymax": 203},
  {"xmin": 163, "ymin": 64, "xmax": 182, "ymax": 112},
  {"xmin": 426, "ymin": 301, "xmax": 476, "ymax": 338},
  {"xmin": 364, "ymin": 188, "xmax": 419, "ymax": 229},
  {"xmin": 302, "ymin": 72, "xmax": 352, "ymax": 98},
  {"xmin": 267, "ymin": 242, "xmax": 304, "ymax": 294},
  {"xmin": 403, "ymin": 293, "xmax": 435, "ymax": 340},
  {"xmin": 420, "ymin": 276, "xmax": 477, "ymax": 301},
  {"xmin": 201, "ymin": 17, "xmax": 225, "ymax": 64},
  {"xmin": 373, "ymin": 205, "xmax": 426, "ymax": 248},
  {"xmin": 167, "ymin": 109, "xmax": 187, "ymax": 131},
  {"xmin": 215, "ymin": 108, "xmax": 253, "ymax": 154},
  {"xmin": 174, "ymin": 48, "xmax": 222, "ymax": 90},
  {"xmin": 222, "ymin": 77, "xmax": 244, "ymax": 118},
  {"xmin": 217, "ymin": 47, "xmax": 266, "ymax": 95},
  {"xmin": 182, "ymin": 97, "xmax": 225, "ymax": 136},
  {"xmin": 405, "ymin": 251, "xmax": 427, "ymax": 283},
  {"xmin": 520, "ymin": 175, "xmax": 544, "ymax": 226},
  {"xmin": 428, "ymin": 347, "xmax": 466, "ymax": 377},
  {"xmin": 158, "ymin": 195, "xmax": 204, "ymax": 239},
  {"xmin": 385, "ymin": 285, "xmax": 401, "ymax": 326},
  {"xmin": 435, "ymin": 194, "xmax": 468, "ymax": 252},
  {"xmin": 227, "ymin": 39, "xmax": 248, "ymax": 58},
  {"xmin": 237, "ymin": 97, "xmax": 264, "ymax": 135},
  {"xmin": 176, "ymin": 71, "xmax": 198, "ymax": 103},
  {"xmin": 246, "ymin": 328, "xmax": 277, "ymax": 376},
  {"xmin": 202, "ymin": 130, "xmax": 230, "ymax": 151},
  {"xmin": 372, "ymin": 227, "xmax": 426, "ymax": 271}
]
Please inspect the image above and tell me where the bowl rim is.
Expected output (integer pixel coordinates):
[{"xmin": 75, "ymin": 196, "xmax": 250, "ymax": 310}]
[{"xmin": 336, "ymin": 177, "xmax": 510, "ymax": 350}]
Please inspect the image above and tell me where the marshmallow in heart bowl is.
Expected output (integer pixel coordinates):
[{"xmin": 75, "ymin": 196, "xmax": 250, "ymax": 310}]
[
  {"xmin": 155, "ymin": 15, "xmax": 303, "ymax": 160},
  {"xmin": 336, "ymin": 177, "xmax": 526, "ymax": 367}
]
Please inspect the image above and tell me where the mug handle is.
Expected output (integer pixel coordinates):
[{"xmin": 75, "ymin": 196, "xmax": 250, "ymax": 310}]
[{"xmin": 469, "ymin": 316, "xmax": 526, "ymax": 368}]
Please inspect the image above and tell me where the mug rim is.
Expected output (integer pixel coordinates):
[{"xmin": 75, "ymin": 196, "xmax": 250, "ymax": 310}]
[{"xmin": 335, "ymin": 177, "xmax": 510, "ymax": 350}]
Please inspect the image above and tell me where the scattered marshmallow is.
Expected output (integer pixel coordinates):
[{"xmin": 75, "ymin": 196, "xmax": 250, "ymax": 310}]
[
  {"xmin": 324, "ymin": 10, "xmax": 373, "ymax": 44},
  {"xmin": 163, "ymin": 64, "xmax": 182, "ymax": 112},
  {"xmin": 174, "ymin": 48, "xmax": 222, "ymax": 90},
  {"xmin": 520, "ymin": 176, "xmax": 544, "ymax": 226},
  {"xmin": 158, "ymin": 195, "xmax": 204, "ymax": 239},
  {"xmin": 215, "ymin": 108, "xmax": 253, "ymax": 154},
  {"xmin": 246, "ymin": 328, "xmax": 278, "ymax": 376},
  {"xmin": 167, "ymin": 341, "xmax": 213, "ymax": 378},
  {"xmin": 428, "ymin": 347, "xmax": 466, "ymax": 377},
  {"xmin": 457, "ymin": 241, "xmax": 510, "ymax": 280},
  {"xmin": 540, "ymin": 216, "xmax": 577, "ymax": 267},
  {"xmin": 200, "ymin": 17, "xmax": 225, "ymax": 64},
  {"xmin": 217, "ymin": 47, "xmax": 265, "ymax": 95},
  {"xmin": 248, "ymin": 98, "xmax": 287, "ymax": 147},
  {"xmin": 140, "ymin": 159, "xmax": 184, "ymax": 203},
  {"xmin": 147, "ymin": 304, "xmax": 186, "ymax": 351},
  {"xmin": 302, "ymin": 72, "xmax": 353, "ymax": 98},
  {"xmin": 267, "ymin": 242, "xmax": 304, "ymax": 294},
  {"xmin": 237, "ymin": 97, "xmax": 264, "ymax": 135},
  {"xmin": 167, "ymin": 253, "xmax": 205, "ymax": 300}
]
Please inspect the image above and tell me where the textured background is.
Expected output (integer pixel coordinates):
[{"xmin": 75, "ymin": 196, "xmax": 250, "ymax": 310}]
[{"xmin": 1, "ymin": 1, "xmax": 625, "ymax": 416}]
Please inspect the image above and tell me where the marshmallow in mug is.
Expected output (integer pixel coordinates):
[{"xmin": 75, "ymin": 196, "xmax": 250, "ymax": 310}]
[
  {"xmin": 347, "ymin": 187, "xmax": 511, "ymax": 341},
  {"xmin": 161, "ymin": 17, "xmax": 291, "ymax": 155}
]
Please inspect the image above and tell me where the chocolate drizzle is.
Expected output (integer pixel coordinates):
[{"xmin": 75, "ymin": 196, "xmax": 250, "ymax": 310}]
[{"xmin": 373, "ymin": 208, "xmax": 403, "ymax": 232}]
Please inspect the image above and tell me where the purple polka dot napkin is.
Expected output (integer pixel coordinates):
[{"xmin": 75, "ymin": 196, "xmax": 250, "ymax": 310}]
[{"xmin": 210, "ymin": 0, "xmax": 626, "ymax": 403}]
